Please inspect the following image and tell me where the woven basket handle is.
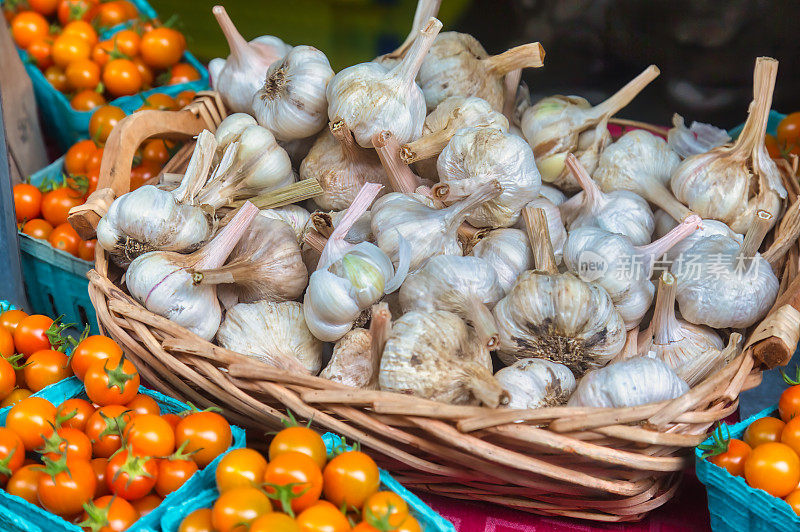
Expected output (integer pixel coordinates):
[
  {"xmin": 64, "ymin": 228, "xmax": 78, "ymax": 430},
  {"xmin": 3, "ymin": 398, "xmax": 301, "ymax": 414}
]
[{"xmin": 68, "ymin": 91, "xmax": 227, "ymax": 241}]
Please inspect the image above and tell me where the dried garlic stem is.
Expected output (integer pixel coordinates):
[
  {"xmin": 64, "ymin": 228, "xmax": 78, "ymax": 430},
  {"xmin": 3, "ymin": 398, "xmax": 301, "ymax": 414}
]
[
  {"xmin": 591, "ymin": 65, "xmax": 660, "ymax": 119},
  {"xmin": 484, "ymin": 43, "xmax": 545, "ymax": 75},
  {"xmin": 231, "ymin": 179, "xmax": 324, "ymax": 209},
  {"xmin": 387, "ymin": 0, "xmax": 442, "ymax": 59},
  {"xmin": 731, "ymin": 58, "xmax": 778, "ymax": 159},
  {"xmin": 637, "ymin": 214, "xmax": 701, "ymax": 264},
  {"xmin": 740, "ymin": 210, "xmax": 774, "ymax": 259},
  {"xmin": 442, "ymin": 181, "xmax": 502, "ymax": 231},
  {"xmin": 565, "ymin": 153, "xmax": 602, "ymax": 207},
  {"xmin": 212, "ymin": 6, "xmax": 249, "ymax": 61},
  {"xmin": 303, "ymin": 229, "xmax": 327, "ymax": 254},
  {"xmin": 400, "ymin": 127, "xmax": 453, "ymax": 164},
  {"xmin": 652, "ymin": 272, "xmax": 680, "ymax": 344},
  {"xmin": 330, "ymin": 119, "xmax": 364, "ymax": 162},
  {"xmin": 394, "ymin": 18, "xmax": 442, "ymax": 85},
  {"xmin": 194, "ymin": 202, "xmax": 258, "ymax": 270},
  {"xmin": 464, "ymin": 297, "xmax": 499, "ymax": 348},
  {"xmin": 369, "ymin": 303, "xmax": 392, "ymax": 387},
  {"xmin": 372, "ymin": 131, "xmax": 420, "ymax": 193},
  {"xmin": 522, "ymin": 206, "xmax": 558, "ymax": 275},
  {"xmin": 502, "ymin": 69, "xmax": 522, "ymax": 122}
]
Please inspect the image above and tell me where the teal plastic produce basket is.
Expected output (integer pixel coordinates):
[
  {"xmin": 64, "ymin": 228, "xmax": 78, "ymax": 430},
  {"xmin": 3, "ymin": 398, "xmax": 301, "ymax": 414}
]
[{"xmin": 0, "ymin": 377, "xmax": 246, "ymax": 532}]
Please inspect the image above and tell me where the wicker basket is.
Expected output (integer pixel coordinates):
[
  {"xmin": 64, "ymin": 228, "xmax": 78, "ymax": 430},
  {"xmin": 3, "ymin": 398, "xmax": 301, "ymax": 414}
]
[{"xmin": 68, "ymin": 93, "xmax": 800, "ymax": 522}]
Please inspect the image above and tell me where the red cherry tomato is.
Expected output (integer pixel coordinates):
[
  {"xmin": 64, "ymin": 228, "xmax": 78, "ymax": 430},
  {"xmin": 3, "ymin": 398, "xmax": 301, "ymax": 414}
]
[
  {"xmin": 13, "ymin": 314, "xmax": 53, "ymax": 357},
  {"xmin": 38, "ymin": 456, "xmax": 97, "ymax": 517},
  {"xmin": 11, "ymin": 11, "xmax": 49, "ymax": 48},
  {"xmin": 106, "ymin": 447, "xmax": 158, "ymax": 500},
  {"xmin": 175, "ymin": 411, "xmax": 232, "ymax": 468},
  {"xmin": 21, "ymin": 218, "xmax": 53, "ymax": 240},
  {"xmin": 83, "ymin": 357, "xmax": 140, "ymax": 406},
  {"xmin": 48, "ymin": 222, "xmax": 81, "ymax": 256},
  {"xmin": 13, "ymin": 183, "xmax": 42, "ymax": 222}
]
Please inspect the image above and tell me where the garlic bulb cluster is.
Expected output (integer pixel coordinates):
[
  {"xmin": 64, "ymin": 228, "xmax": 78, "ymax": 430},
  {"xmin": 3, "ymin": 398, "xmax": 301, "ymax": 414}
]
[
  {"xmin": 434, "ymin": 126, "xmax": 541, "ymax": 227},
  {"xmin": 259, "ymin": 205, "xmax": 311, "ymax": 243},
  {"xmin": 399, "ymin": 255, "xmax": 504, "ymax": 347},
  {"xmin": 417, "ymin": 32, "xmax": 545, "ymax": 111},
  {"xmin": 210, "ymin": 6, "xmax": 291, "ymax": 113},
  {"xmin": 671, "ymin": 58, "xmax": 786, "ymax": 234},
  {"xmin": 520, "ymin": 66, "xmax": 659, "ymax": 191},
  {"xmin": 653, "ymin": 210, "xmax": 742, "ymax": 264},
  {"xmin": 667, "ymin": 114, "xmax": 731, "ymax": 159},
  {"xmin": 495, "ymin": 359, "xmax": 576, "ymax": 409},
  {"xmin": 379, "ymin": 310, "xmax": 507, "ymax": 407},
  {"xmin": 672, "ymin": 210, "xmax": 779, "ymax": 328},
  {"xmin": 561, "ymin": 153, "xmax": 654, "ymax": 246},
  {"xmin": 252, "ymin": 45, "xmax": 334, "ymax": 141},
  {"xmin": 567, "ymin": 356, "xmax": 689, "ymax": 408},
  {"xmin": 218, "ymin": 300, "xmax": 322, "ymax": 374},
  {"xmin": 327, "ymin": 18, "xmax": 442, "ymax": 147},
  {"xmin": 471, "ymin": 229, "xmax": 532, "ymax": 294}
]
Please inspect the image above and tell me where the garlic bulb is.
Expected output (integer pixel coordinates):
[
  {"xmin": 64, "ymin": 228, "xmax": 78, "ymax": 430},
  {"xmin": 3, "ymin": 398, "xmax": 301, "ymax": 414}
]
[
  {"xmin": 126, "ymin": 203, "xmax": 258, "ymax": 340},
  {"xmin": 567, "ymin": 356, "xmax": 689, "ymax": 408},
  {"xmin": 653, "ymin": 209, "xmax": 742, "ymax": 264},
  {"xmin": 434, "ymin": 126, "xmax": 541, "ymax": 228},
  {"xmin": 259, "ymin": 205, "xmax": 311, "ymax": 243},
  {"xmin": 520, "ymin": 66, "xmax": 659, "ymax": 191},
  {"xmin": 215, "ymin": 113, "xmax": 257, "ymax": 148},
  {"xmin": 379, "ymin": 310, "xmax": 507, "ymax": 407},
  {"xmin": 493, "ymin": 208, "xmax": 626, "ymax": 374},
  {"xmin": 279, "ymin": 136, "xmax": 316, "ymax": 168},
  {"xmin": 667, "ymin": 114, "xmax": 731, "ymax": 159},
  {"xmin": 471, "ymin": 229, "xmax": 532, "ymax": 294},
  {"xmin": 638, "ymin": 272, "xmax": 725, "ymax": 386},
  {"xmin": 97, "ymin": 130, "xmax": 216, "ymax": 267},
  {"xmin": 593, "ymin": 129, "xmax": 690, "ymax": 222},
  {"xmin": 300, "ymin": 120, "xmax": 389, "ymax": 210},
  {"xmin": 670, "ymin": 58, "xmax": 786, "ymax": 234},
  {"xmin": 495, "ymin": 359, "xmax": 576, "ymax": 409},
  {"xmin": 563, "ymin": 215, "xmax": 701, "ymax": 329},
  {"xmin": 371, "ymin": 181, "xmax": 501, "ymax": 271},
  {"xmin": 417, "ymin": 32, "xmax": 545, "ymax": 111},
  {"xmin": 252, "ymin": 45, "xmax": 334, "ymax": 141},
  {"xmin": 561, "ymin": 153, "xmax": 654, "ymax": 246},
  {"xmin": 191, "ymin": 216, "xmax": 307, "ymax": 304},
  {"xmin": 327, "ymin": 18, "xmax": 442, "ymax": 148},
  {"xmin": 217, "ymin": 300, "xmax": 322, "ymax": 374},
  {"xmin": 539, "ymin": 185, "xmax": 566, "ymax": 206},
  {"xmin": 399, "ymin": 255, "xmax": 504, "ymax": 347},
  {"xmin": 672, "ymin": 210, "xmax": 779, "ymax": 329},
  {"xmin": 374, "ymin": 0, "xmax": 441, "ymax": 70},
  {"xmin": 513, "ymin": 197, "xmax": 566, "ymax": 264},
  {"xmin": 211, "ymin": 5, "xmax": 290, "ymax": 113}
]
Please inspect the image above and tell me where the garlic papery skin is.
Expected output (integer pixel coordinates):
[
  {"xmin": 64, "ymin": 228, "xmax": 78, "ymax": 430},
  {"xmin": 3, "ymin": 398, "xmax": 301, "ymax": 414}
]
[
  {"xmin": 417, "ymin": 32, "xmax": 545, "ymax": 112},
  {"xmin": 126, "ymin": 202, "xmax": 258, "ymax": 341},
  {"xmin": 653, "ymin": 209, "xmax": 742, "ymax": 265},
  {"xmin": 215, "ymin": 113, "xmax": 257, "ymax": 149},
  {"xmin": 374, "ymin": 0, "xmax": 441, "ymax": 70},
  {"xmin": 562, "ymin": 153, "xmax": 654, "ymax": 246},
  {"xmin": 638, "ymin": 272, "xmax": 725, "ymax": 386},
  {"xmin": 434, "ymin": 126, "xmax": 541, "ymax": 228},
  {"xmin": 371, "ymin": 180, "xmax": 502, "ymax": 271},
  {"xmin": 567, "ymin": 356, "xmax": 689, "ymax": 408},
  {"xmin": 399, "ymin": 255, "xmax": 504, "ymax": 348},
  {"xmin": 259, "ymin": 205, "xmax": 311, "ymax": 244},
  {"xmin": 670, "ymin": 58, "xmax": 786, "ymax": 234},
  {"xmin": 327, "ymin": 18, "xmax": 442, "ymax": 148},
  {"xmin": 320, "ymin": 328, "xmax": 374, "ymax": 388},
  {"xmin": 513, "ymin": 197, "xmax": 566, "ymax": 264},
  {"xmin": 323, "ymin": 210, "xmax": 374, "ymax": 244},
  {"xmin": 211, "ymin": 5, "xmax": 291, "ymax": 113},
  {"xmin": 539, "ymin": 185, "xmax": 566, "ymax": 206},
  {"xmin": 672, "ymin": 210, "xmax": 779, "ymax": 329},
  {"xmin": 520, "ymin": 66, "xmax": 659, "ymax": 191},
  {"xmin": 300, "ymin": 120, "xmax": 389, "ymax": 210},
  {"xmin": 252, "ymin": 45, "xmax": 335, "ymax": 141},
  {"xmin": 217, "ymin": 300, "xmax": 322, "ymax": 374},
  {"xmin": 471, "ymin": 229, "xmax": 532, "ymax": 294},
  {"xmin": 399, "ymin": 96, "xmax": 509, "ymax": 165},
  {"xmin": 495, "ymin": 359, "xmax": 576, "ymax": 409},
  {"xmin": 593, "ymin": 129, "xmax": 690, "ymax": 222},
  {"xmin": 493, "ymin": 207, "xmax": 626, "ymax": 375},
  {"xmin": 563, "ymin": 215, "xmax": 701, "ymax": 329},
  {"xmin": 379, "ymin": 310, "xmax": 507, "ymax": 407},
  {"xmin": 667, "ymin": 114, "xmax": 731, "ymax": 159}
]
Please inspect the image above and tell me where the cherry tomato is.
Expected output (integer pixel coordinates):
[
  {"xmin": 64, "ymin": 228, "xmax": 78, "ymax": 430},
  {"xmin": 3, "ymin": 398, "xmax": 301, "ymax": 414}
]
[
  {"xmin": 263, "ymin": 452, "xmax": 323, "ymax": 514},
  {"xmin": 11, "ymin": 11, "xmax": 48, "ymax": 48},
  {"xmin": 140, "ymin": 138, "xmax": 171, "ymax": 166},
  {"xmin": 57, "ymin": 397, "xmax": 95, "ymax": 431},
  {"xmin": 111, "ymin": 29, "xmax": 139, "ymax": 57},
  {"xmin": 106, "ymin": 447, "xmax": 158, "ymax": 500},
  {"xmin": 323, "ymin": 450, "xmax": 380, "ymax": 509},
  {"xmin": 13, "ymin": 183, "xmax": 42, "ymax": 222},
  {"xmin": 23, "ymin": 349, "xmax": 72, "ymax": 392},
  {"xmin": 175, "ymin": 411, "xmax": 232, "ymax": 468},
  {"xmin": 40, "ymin": 426, "xmax": 92, "ymax": 461},
  {"xmin": 777, "ymin": 112, "xmax": 800, "ymax": 156},
  {"xmin": 161, "ymin": 412, "xmax": 182, "ymax": 431},
  {"xmin": 65, "ymin": 58, "xmax": 100, "ymax": 90},
  {"xmin": 250, "ymin": 513, "xmax": 300, "ymax": 532},
  {"xmin": 211, "ymin": 487, "xmax": 271, "ymax": 532},
  {"xmin": 129, "ymin": 57, "xmax": 153, "ymax": 89},
  {"xmin": 27, "ymin": 38, "xmax": 53, "ymax": 69},
  {"xmin": 125, "ymin": 413, "xmax": 175, "ymax": 457},
  {"xmin": 78, "ymin": 238, "xmax": 97, "ymax": 261},
  {"xmin": 130, "ymin": 162, "xmax": 160, "ymax": 190},
  {"xmin": 80, "ymin": 494, "xmax": 138, "ymax": 532},
  {"xmin": 57, "ymin": 0, "xmax": 98, "ymax": 25},
  {"xmin": 782, "ymin": 416, "xmax": 800, "ymax": 457},
  {"xmin": 21, "ymin": 218, "xmax": 53, "ymax": 240},
  {"xmin": 84, "ymin": 404, "xmax": 133, "ymax": 458},
  {"xmin": 295, "ymin": 500, "xmax": 351, "ymax": 532},
  {"xmin": 64, "ymin": 139, "xmax": 97, "ymax": 175},
  {"xmin": 0, "ymin": 427, "xmax": 25, "ymax": 483},
  {"xmin": 216, "ymin": 448, "xmax": 268, "ymax": 493},
  {"xmin": 44, "ymin": 65, "xmax": 69, "ymax": 92},
  {"xmin": 785, "ymin": 489, "xmax": 800, "ymax": 517},
  {"xmin": 13, "ymin": 314, "xmax": 52, "ymax": 357},
  {"xmin": 130, "ymin": 493, "xmax": 162, "ymax": 517},
  {"xmin": 270, "ymin": 426, "xmax": 327, "ymax": 470},
  {"xmin": 0, "ymin": 309, "xmax": 27, "ymax": 335},
  {"xmin": 175, "ymin": 90, "xmax": 195, "ymax": 108},
  {"xmin": 28, "ymin": 0, "xmax": 59, "ymax": 16},
  {"xmin": 1, "ymin": 388, "xmax": 32, "ymax": 408},
  {"xmin": 90, "ymin": 457, "xmax": 111, "ymax": 497},
  {"xmin": 780, "ymin": 385, "xmax": 800, "ymax": 423},
  {"xmin": 168, "ymin": 63, "xmax": 200, "ymax": 85},
  {"xmin": 125, "ymin": 393, "xmax": 160, "ymax": 416},
  {"xmin": 89, "ymin": 105, "xmax": 125, "ymax": 143},
  {"xmin": 744, "ymin": 442, "xmax": 800, "ymax": 497},
  {"xmin": 42, "ymin": 187, "xmax": 83, "ymax": 226},
  {"xmin": 706, "ymin": 437, "xmax": 751, "ymax": 478},
  {"xmin": 0, "ymin": 327, "xmax": 13, "ymax": 358},
  {"xmin": 83, "ymin": 357, "xmax": 140, "ymax": 406},
  {"xmin": 49, "ymin": 222, "xmax": 81, "ymax": 256},
  {"xmin": 137, "ymin": 92, "xmax": 176, "ymax": 111},
  {"xmin": 140, "ymin": 27, "xmax": 184, "ymax": 69},
  {"xmin": 744, "ymin": 416, "xmax": 786, "ymax": 448},
  {"xmin": 52, "ymin": 33, "xmax": 91, "ymax": 68},
  {"xmin": 70, "ymin": 335, "xmax": 123, "ymax": 381},
  {"xmin": 115, "ymin": 0, "xmax": 137, "ymax": 18},
  {"xmin": 86, "ymin": 146, "xmax": 104, "ymax": 172},
  {"xmin": 38, "ymin": 456, "xmax": 97, "ymax": 517},
  {"xmin": 62, "ymin": 20, "xmax": 97, "ymax": 47},
  {"xmin": 361, "ymin": 490, "xmax": 409, "ymax": 528},
  {"xmin": 6, "ymin": 464, "xmax": 42, "ymax": 504},
  {"xmin": 156, "ymin": 451, "xmax": 198, "ymax": 496},
  {"xmin": 395, "ymin": 515, "xmax": 421, "ymax": 532},
  {"xmin": 0, "ymin": 357, "xmax": 15, "ymax": 401},
  {"xmin": 95, "ymin": 0, "xmax": 129, "ymax": 28},
  {"xmin": 178, "ymin": 508, "xmax": 214, "ymax": 532},
  {"xmin": 7, "ymin": 396, "xmax": 56, "ymax": 450},
  {"xmin": 71, "ymin": 89, "xmax": 105, "ymax": 111},
  {"xmin": 103, "ymin": 58, "xmax": 142, "ymax": 97},
  {"xmin": 91, "ymin": 39, "xmax": 117, "ymax": 67}
]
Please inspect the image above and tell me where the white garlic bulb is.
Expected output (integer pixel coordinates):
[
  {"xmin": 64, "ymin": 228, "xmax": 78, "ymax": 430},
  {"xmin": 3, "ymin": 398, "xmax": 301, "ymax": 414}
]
[
  {"xmin": 211, "ymin": 6, "xmax": 291, "ymax": 113},
  {"xmin": 672, "ymin": 210, "xmax": 779, "ymax": 329},
  {"xmin": 379, "ymin": 310, "xmax": 507, "ymax": 407},
  {"xmin": 126, "ymin": 203, "xmax": 258, "ymax": 340},
  {"xmin": 561, "ymin": 153, "xmax": 654, "ymax": 246},
  {"xmin": 520, "ymin": 66, "xmax": 659, "ymax": 191},
  {"xmin": 218, "ymin": 300, "xmax": 322, "ymax": 374},
  {"xmin": 299, "ymin": 120, "xmax": 389, "ymax": 210},
  {"xmin": 670, "ymin": 58, "xmax": 786, "ymax": 234},
  {"xmin": 327, "ymin": 18, "xmax": 442, "ymax": 148},
  {"xmin": 564, "ymin": 215, "xmax": 701, "ymax": 329},
  {"xmin": 495, "ymin": 359, "xmax": 576, "ymax": 409},
  {"xmin": 215, "ymin": 113, "xmax": 257, "ymax": 148},
  {"xmin": 567, "ymin": 356, "xmax": 689, "ymax": 408},
  {"xmin": 371, "ymin": 181, "xmax": 501, "ymax": 271},
  {"xmin": 434, "ymin": 126, "xmax": 541, "ymax": 228},
  {"xmin": 259, "ymin": 205, "xmax": 311, "ymax": 244},
  {"xmin": 279, "ymin": 136, "xmax": 316, "ymax": 168},
  {"xmin": 653, "ymin": 209, "xmax": 742, "ymax": 265},
  {"xmin": 471, "ymin": 229, "xmax": 532, "ymax": 294},
  {"xmin": 417, "ymin": 32, "xmax": 544, "ymax": 111},
  {"xmin": 513, "ymin": 197, "xmax": 566, "ymax": 264},
  {"xmin": 667, "ymin": 114, "xmax": 731, "ymax": 159},
  {"xmin": 252, "ymin": 45, "xmax": 334, "ymax": 141},
  {"xmin": 539, "ymin": 185, "xmax": 566, "ymax": 206},
  {"xmin": 320, "ymin": 329, "xmax": 375, "ymax": 388},
  {"xmin": 399, "ymin": 255, "xmax": 504, "ymax": 347},
  {"xmin": 593, "ymin": 129, "xmax": 690, "ymax": 223}
]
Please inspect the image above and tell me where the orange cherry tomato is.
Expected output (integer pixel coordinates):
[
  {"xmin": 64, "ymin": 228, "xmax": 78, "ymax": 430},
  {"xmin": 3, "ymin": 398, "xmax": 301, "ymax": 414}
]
[
  {"xmin": 156, "ymin": 452, "xmax": 198, "ymax": 497},
  {"xmin": 322, "ymin": 450, "xmax": 380, "ymax": 510},
  {"xmin": 130, "ymin": 162, "xmax": 160, "ymax": 190},
  {"xmin": 62, "ymin": 20, "xmax": 97, "ymax": 47},
  {"xmin": 40, "ymin": 426, "xmax": 92, "ymax": 462},
  {"xmin": 362, "ymin": 491, "xmax": 409, "ymax": 528},
  {"xmin": 178, "ymin": 508, "xmax": 215, "ymax": 532},
  {"xmin": 71, "ymin": 89, "xmax": 105, "ymax": 111},
  {"xmin": 65, "ymin": 58, "xmax": 100, "ymax": 90},
  {"xmin": 744, "ymin": 442, "xmax": 800, "ymax": 498},
  {"xmin": 49, "ymin": 222, "xmax": 82, "ymax": 256},
  {"xmin": 89, "ymin": 105, "xmax": 125, "ymax": 143},
  {"xmin": 140, "ymin": 27, "xmax": 185, "ymax": 69},
  {"xmin": 52, "ymin": 33, "xmax": 91, "ymax": 68},
  {"xmin": 13, "ymin": 314, "xmax": 53, "ymax": 357},
  {"xmin": 168, "ymin": 63, "xmax": 200, "ymax": 85},
  {"xmin": 13, "ymin": 183, "xmax": 42, "ymax": 222},
  {"xmin": 175, "ymin": 90, "xmax": 195, "ymax": 108},
  {"xmin": 56, "ymin": 397, "xmax": 96, "ymax": 431},
  {"xmin": 45, "ymin": 65, "xmax": 70, "ymax": 91},
  {"xmin": 64, "ymin": 139, "xmax": 98, "ymax": 175},
  {"xmin": 782, "ymin": 417, "xmax": 800, "ymax": 456},
  {"xmin": 0, "ymin": 357, "xmax": 15, "ymax": 400},
  {"xmin": 1, "ymin": 388, "xmax": 32, "ymax": 408},
  {"xmin": 744, "ymin": 417, "xmax": 786, "ymax": 448},
  {"xmin": 140, "ymin": 138, "xmax": 171, "ymax": 166},
  {"xmin": 70, "ymin": 335, "xmax": 123, "ymax": 380},
  {"xmin": 6, "ymin": 396, "xmax": 56, "ymax": 451},
  {"xmin": 23, "ymin": 349, "xmax": 72, "ymax": 392},
  {"xmin": 80, "ymin": 494, "xmax": 138, "ymax": 531},
  {"xmin": 263, "ymin": 452, "xmax": 323, "ymax": 514},
  {"xmin": 6, "ymin": 464, "xmax": 42, "ymax": 505},
  {"xmin": 780, "ymin": 384, "xmax": 800, "ymax": 423},
  {"xmin": 11, "ymin": 11, "xmax": 49, "ymax": 48},
  {"xmin": 130, "ymin": 493, "xmax": 162, "ymax": 518},
  {"xmin": 161, "ymin": 413, "xmax": 182, "ymax": 431},
  {"xmin": 95, "ymin": 0, "xmax": 129, "ymax": 28},
  {"xmin": 27, "ymin": 38, "xmax": 53, "ymax": 69},
  {"xmin": 0, "ymin": 327, "xmax": 13, "ymax": 358},
  {"xmin": 84, "ymin": 405, "xmax": 133, "ymax": 458},
  {"xmin": 91, "ymin": 40, "xmax": 114, "ymax": 67},
  {"xmin": 106, "ymin": 447, "xmax": 158, "ymax": 501},
  {"xmin": 131, "ymin": 56, "xmax": 154, "ymax": 88},
  {"xmin": 777, "ymin": 112, "xmax": 800, "ymax": 156},
  {"xmin": 0, "ymin": 309, "xmax": 28, "ymax": 335},
  {"xmin": 89, "ymin": 457, "xmax": 111, "ymax": 498},
  {"xmin": 250, "ymin": 513, "xmax": 300, "ymax": 532},
  {"xmin": 78, "ymin": 238, "xmax": 97, "ymax": 261},
  {"xmin": 211, "ymin": 487, "xmax": 271, "ymax": 532},
  {"xmin": 41, "ymin": 186, "xmax": 83, "ymax": 226},
  {"xmin": 175, "ymin": 411, "xmax": 232, "ymax": 468},
  {"xmin": 103, "ymin": 58, "xmax": 142, "ymax": 97},
  {"xmin": 21, "ymin": 218, "xmax": 53, "ymax": 240},
  {"xmin": 57, "ymin": 0, "xmax": 98, "ymax": 25},
  {"xmin": 111, "ymin": 29, "xmax": 139, "ymax": 57},
  {"xmin": 29, "ymin": 0, "xmax": 59, "ymax": 16},
  {"xmin": 125, "ymin": 393, "xmax": 160, "ymax": 416},
  {"xmin": 115, "ymin": 0, "xmax": 137, "ymax": 19},
  {"xmin": 786, "ymin": 489, "xmax": 800, "ymax": 517},
  {"xmin": 83, "ymin": 357, "xmax": 140, "ymax": 406},
  {"xmin": 0, "ymin": 426, "xmax": 25, "ymax": 483},
  {"xmin": 38, "ymin": 456, "xmax": 97, "ymax": 517},
  {"xmin": 215, "ymin": 448, "xmax": 268, "ymax": 493},
  {"xmin": 137, "ymin": 92, "xmax": 176, "ymax": 111},
  {"xmin": 765, "ymin": 133, "xmax": 782, "ymax": 159},
  {"xmin": 269, "ymin": 426, "xmax": 327, "ymax": 470},
  {"xmin": 295, "ymin": 500, "xmax": 350, "ymax": 532},
  {"xmin": 124, "ymin": 413, "xmax": 175, "ymax": 457},
  {"xmin": 395, "ymin": 515, "xmax": 422, "ymax": 532},
  {"xmin": 86, "ymin": 146, "xmax": 104, "ymax": 171}
]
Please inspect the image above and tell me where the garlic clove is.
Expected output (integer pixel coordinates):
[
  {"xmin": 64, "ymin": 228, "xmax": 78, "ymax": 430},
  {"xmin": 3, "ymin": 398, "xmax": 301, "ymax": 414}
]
[
  {"xmin": 259, "ymin": 205, "xmax": 312, "ymax": 244},
  {"xmin": 495, "ymin": 359, "xmax": 576, "ymax": 409},
  {"xmin": 215, "ymin": 113, "xmax": 257, "ymax": 150},
  {"xmin": 471, "ymin": 228, "xmax": 533, "ymax": 294}
]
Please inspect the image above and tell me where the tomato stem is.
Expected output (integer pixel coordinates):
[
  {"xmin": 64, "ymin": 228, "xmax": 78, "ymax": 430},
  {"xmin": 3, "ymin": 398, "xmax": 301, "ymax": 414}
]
[
  {"xmin": 0, "ymin": 447, "xmax": 18, "ymax": 477},
  {"xmin": 697, "ymin": 424, "xmax": 732, "ymax": 459},
  {"xmin": 261, "ymin": 481, "xmax": 311, "ymax": 518}
]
